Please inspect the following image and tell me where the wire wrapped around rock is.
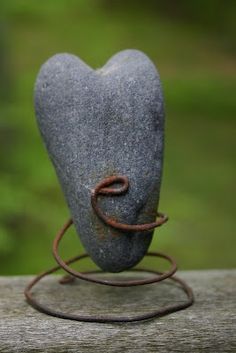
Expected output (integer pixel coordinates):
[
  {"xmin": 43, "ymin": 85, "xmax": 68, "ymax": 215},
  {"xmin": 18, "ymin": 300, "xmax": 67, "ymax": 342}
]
[{"xmin": 24, "ymin": 175, "xmax": 194, "ymax": 323}]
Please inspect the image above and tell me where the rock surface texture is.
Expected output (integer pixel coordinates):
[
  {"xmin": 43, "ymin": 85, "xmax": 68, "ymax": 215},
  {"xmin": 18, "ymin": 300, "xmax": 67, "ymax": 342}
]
[{"xmin": 34, "ymin": 50, "xmax": 165, "ymax": 272}]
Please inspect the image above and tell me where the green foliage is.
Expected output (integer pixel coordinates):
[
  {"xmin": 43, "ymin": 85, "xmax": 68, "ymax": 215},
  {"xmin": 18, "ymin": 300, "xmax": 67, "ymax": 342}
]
[{"xmin": 0, "ymin": 0, "xmax": 235, "ymax": 274}]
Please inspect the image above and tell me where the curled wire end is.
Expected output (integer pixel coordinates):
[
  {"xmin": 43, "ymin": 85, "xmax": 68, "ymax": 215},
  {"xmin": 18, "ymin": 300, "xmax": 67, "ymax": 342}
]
[{"xmin": 91, "ymin": 175, "xmax": 168, "ymax": 232}]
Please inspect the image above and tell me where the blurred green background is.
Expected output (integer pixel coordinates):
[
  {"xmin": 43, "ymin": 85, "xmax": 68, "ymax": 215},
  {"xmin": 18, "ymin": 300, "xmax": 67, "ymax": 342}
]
[{"xmin": 0, "ymin": 0, "xmax": 235, "ymax": 275}]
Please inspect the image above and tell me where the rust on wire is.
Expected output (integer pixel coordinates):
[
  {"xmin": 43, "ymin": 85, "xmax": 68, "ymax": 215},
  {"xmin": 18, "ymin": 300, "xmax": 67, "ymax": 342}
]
[
  {"xmin": 91, "ymin": 175, "xmax": 168, "ymax": 232},
  {"xmin": 53, "ymin": 221, "xmax": 177, "ymax": 287},
  {"xmin": 24, "ymin": 175, "xmax": 194, "ymax": 323}
]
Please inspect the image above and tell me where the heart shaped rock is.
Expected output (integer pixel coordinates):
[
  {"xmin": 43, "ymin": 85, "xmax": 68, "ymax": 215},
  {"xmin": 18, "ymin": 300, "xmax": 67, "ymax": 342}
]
[{"xmin": 34, "ymin": 50, "xmax": 164, "ymax": 272}]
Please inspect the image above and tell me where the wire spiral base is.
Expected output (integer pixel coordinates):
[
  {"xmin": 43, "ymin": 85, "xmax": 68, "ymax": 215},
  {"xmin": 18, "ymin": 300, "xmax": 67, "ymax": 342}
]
[
  {"xmin": 24, "ymin": 220, "xmax": 194, "ymax": 323},
  {"xmin": 24, "ymin": 175, "xmax": 194, "ymax": 323}
]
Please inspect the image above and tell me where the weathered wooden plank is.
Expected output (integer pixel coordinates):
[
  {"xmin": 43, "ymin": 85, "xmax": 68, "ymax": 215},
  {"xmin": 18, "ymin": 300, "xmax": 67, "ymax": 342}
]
[{"xmin": 0, "ymin": 270, "xmax": 235, "ymax": 353}]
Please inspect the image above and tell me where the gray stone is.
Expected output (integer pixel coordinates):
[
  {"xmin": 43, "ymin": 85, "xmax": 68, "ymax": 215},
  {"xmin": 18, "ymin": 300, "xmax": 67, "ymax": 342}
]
[{"xmin": 34, "ymin": 50, "xmax": 165, "ymax": 272}]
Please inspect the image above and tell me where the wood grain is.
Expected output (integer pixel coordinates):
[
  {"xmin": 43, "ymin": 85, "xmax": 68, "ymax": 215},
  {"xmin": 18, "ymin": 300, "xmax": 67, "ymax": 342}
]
[{"xmin": 0, "ymin": 270, "xmax": 235, "ymax": 353}]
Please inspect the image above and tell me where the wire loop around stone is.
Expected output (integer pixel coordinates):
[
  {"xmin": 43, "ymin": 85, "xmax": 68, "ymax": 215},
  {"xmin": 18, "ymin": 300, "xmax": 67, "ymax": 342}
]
[{"xmin": 91, "ymin": 175, "xmax": 168, "ymax": 232}]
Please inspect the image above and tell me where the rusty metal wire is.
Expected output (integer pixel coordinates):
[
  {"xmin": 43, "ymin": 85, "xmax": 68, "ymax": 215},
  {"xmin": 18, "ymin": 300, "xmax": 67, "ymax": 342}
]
[
  {"xmin": 24, "ymin": 250, "xmax": 194, "ymax": 323},
  {"xmin": 24, "ymin": 175, "xmax": 194, "ymax": 323},
  {"xmin": 91, "ymin": 175, "xmax": 168, "ymax": 232},
  {"xmin": 52, "ymin": 219, "xmax": 177, "ymax": 287}
]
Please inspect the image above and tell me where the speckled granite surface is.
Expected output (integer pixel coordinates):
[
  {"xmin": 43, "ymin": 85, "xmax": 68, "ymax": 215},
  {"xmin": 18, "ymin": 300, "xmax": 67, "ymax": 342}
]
[{"xmin": 34, "ymin": 50, "xmax": 164, "ymax": 272}]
